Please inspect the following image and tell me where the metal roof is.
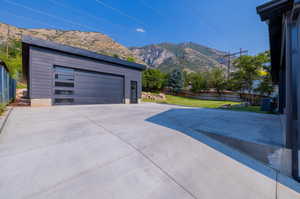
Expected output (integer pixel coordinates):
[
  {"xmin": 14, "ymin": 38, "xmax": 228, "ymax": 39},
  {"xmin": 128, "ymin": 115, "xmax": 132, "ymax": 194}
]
[{"xmin": 22, "ymin": 35, "xmax": 146, "ymax": 71}]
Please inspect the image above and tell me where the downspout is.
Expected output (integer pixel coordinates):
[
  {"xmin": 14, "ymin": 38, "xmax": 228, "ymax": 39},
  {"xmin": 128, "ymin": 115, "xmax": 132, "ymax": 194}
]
[
  {"xmin": 284, "ymin": 13, "xmax": 299, "ymax": 180},
  {"xmin": 285, "ymin": 14, "xmax": 293, "ymax": 149}
]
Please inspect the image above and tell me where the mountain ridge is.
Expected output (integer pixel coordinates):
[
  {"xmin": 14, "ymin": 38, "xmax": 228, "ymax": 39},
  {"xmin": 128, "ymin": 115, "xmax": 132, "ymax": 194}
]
[
  {"xmin": 0, "ymin": 22, "xmax": 228, "ymax": 73},
  {"xmin": 0, "ymin": 22, "xmax": 145, "ymax": 64},
  {"xmin": 130, "ymin": 42, "xmax": 227, "ymax": 73}
]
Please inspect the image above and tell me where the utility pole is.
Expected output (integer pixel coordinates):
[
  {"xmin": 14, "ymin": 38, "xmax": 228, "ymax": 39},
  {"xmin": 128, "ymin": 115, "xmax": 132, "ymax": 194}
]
[
  {"xmin": 223, "ymin": 49, "xmax": 248, "ymax": 80},
  {"xmin": 6, "ymin": 24, "xmax": 10, "ymax": 59}
]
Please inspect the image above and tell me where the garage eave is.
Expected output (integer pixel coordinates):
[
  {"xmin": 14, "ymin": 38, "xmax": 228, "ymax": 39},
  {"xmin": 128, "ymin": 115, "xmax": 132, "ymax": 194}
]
[{"xmin": 22, "ymin": 35, "xmax": 147, "ymax": 71}]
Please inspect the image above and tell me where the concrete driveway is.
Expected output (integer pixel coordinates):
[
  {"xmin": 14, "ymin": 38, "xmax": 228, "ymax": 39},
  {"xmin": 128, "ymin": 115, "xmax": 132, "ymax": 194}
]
[{"xmin": 0, "ymin": 103, "xmax": 299, "ymax": 199}]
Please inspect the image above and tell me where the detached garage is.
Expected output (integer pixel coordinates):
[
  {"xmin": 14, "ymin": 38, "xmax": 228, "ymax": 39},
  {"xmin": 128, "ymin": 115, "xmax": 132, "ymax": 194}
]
[{"xmin": 22, "ymin": 36, "xmax": 146, "ymax": 106}]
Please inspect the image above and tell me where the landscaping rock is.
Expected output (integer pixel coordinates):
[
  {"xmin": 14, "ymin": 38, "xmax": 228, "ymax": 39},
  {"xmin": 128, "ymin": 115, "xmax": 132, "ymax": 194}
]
[{"xmin": 142, "ymin": 92, "xmax": 166, "ymax": 101}]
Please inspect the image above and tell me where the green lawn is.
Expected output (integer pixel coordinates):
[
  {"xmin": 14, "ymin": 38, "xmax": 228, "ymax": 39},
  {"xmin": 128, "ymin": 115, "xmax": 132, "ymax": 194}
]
[
  {"xmin": 142, "ymin": 94, "xmax": 271, "ymax": 114},
  {"xmin": 143, "ymin": 94, "xmax": 240, "ymax": 109}
]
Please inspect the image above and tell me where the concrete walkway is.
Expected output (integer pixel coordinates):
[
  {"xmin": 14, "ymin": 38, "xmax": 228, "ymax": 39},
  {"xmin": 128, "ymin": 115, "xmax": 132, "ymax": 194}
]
[{"xmin": 0, "ymin": 103, "xmax": 299, "ymax": 199}]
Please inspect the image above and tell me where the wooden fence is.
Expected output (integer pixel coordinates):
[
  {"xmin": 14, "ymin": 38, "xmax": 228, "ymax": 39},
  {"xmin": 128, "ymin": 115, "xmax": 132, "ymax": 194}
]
[{"xmin": 163, "ymin": 89, "xmax": 266, "ymax": 105}]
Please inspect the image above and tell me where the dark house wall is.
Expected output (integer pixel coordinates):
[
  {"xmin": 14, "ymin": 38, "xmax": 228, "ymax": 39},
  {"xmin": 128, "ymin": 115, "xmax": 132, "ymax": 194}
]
[
  {"xmin": 28, "ymin": 46, "xmax": 142, "ymax": 103},
  {"xmin": 257, "ymin": 0, "xmax": 300, "ymax": 181}
]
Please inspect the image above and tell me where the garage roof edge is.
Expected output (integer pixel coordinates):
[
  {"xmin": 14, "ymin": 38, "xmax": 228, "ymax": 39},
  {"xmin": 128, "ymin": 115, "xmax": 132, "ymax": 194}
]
[
  {"xmin": 0, "ymin": 59, "xmax": 10, "ymax": 73},
  {"xmin": 22, "ymin": 35, "xmax": 146, "ymax": 71}
]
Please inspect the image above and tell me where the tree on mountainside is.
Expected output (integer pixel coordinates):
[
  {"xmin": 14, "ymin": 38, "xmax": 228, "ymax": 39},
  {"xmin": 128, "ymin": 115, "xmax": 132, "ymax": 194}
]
[
  {"xmin": 168, "ymin": 69, "xmax": 184, "ymax": 93},
  {"xmin": 126, "ymin": 57, "xmax": 136, "ymax": 62}
]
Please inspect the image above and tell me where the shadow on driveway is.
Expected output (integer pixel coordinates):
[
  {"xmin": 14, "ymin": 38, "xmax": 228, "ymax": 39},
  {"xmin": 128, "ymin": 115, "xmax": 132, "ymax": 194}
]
[{"xmin": 145, "ymin": 107, "xmax": 300, "ymax": 194}]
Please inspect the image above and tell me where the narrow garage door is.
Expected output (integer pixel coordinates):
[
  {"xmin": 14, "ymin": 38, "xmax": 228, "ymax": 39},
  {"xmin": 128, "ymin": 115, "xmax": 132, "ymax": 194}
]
[
  {"xmin": 74, "ymin": 70, "xmax": 124, "ymax": 104},
  {"xmin": 53, "ymin": 66, "xmax": 124, "ymax": 105}
]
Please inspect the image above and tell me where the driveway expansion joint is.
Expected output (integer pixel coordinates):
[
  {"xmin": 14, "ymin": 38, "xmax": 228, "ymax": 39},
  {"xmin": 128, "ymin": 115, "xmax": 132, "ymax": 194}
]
[{"xmin": 81, "ymin": 113, "xmax": 199, "ymax": 199}]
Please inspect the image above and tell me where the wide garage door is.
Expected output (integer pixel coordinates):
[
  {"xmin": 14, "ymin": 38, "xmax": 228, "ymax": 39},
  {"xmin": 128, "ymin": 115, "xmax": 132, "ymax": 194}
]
[
  {"xmin": 74, "ymin": 71, "xmax": 124, "ymax": 104},
  {"xmin": 53, "ymin": 66, "xmax": 124, "ymax": 105}
]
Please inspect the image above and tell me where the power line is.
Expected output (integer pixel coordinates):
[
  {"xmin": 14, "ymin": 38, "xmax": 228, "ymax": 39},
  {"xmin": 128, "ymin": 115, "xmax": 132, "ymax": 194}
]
[
  {"xmin": 139, "ymin": 0, "xmax": 163, "ymax": 17},
  {"xmin": 94, "ymin": 0, "xmax": 147, "ymax": 27},
  {"xmin": 48, "ymin": 0, "xmax": 130, "ymax": 32},
  {"xmin": 2, "ymin": 0, "xmax": 149, "ymax": 48},
  {"xmin": 223, "ymin": 48, "xmax": 248, "ymax": 80},
  {"xmin": 1, "ymin": 10, "xmax": 62, "ymax": 29},
  {"xmin": 3, "ymin": 0, "xmax": 104, "ymax": 32}
]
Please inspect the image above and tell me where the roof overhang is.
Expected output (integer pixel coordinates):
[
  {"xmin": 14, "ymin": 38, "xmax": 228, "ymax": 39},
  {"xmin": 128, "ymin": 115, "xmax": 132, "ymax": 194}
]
[
  {"xmin": 21, "ymin": 35, "xmax": 146, "ymax": 79},
  {"xmin": 257, "ymin": 0, "xmax": 293, "ymax": 21},
  {"xmin": 257, "ymin": 0, "xmax": 294, "ymax": 83}
]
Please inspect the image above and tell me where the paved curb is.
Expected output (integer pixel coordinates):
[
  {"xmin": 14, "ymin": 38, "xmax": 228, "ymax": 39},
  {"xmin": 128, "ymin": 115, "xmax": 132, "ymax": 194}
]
[{"xmin": 0, "ymin": 106, "xmax": 13, "ymax": 134}]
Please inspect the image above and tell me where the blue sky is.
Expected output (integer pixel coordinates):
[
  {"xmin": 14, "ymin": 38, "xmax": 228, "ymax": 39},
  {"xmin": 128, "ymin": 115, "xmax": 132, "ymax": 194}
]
[{"xmin": 0, "ymin": 0, "xmax": 269, "ymax": 54}]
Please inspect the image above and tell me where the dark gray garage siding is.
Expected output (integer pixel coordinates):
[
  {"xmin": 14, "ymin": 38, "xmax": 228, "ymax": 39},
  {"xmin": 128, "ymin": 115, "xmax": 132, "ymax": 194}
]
[
  {"xmin": 28, "ymin": 46, "xmax": 142, "ymax": 104},
  {"xmin": 74, "ymin": 71, "xmax": 124, "ymax": 104}
]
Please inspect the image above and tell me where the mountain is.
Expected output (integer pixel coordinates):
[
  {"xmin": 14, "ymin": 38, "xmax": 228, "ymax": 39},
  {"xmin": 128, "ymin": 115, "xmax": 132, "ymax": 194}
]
[
  {"xmin": 0, "ymin": 22, "xmax": 228, "ymax": 75},
  {"xmin": 130, "ymin": 42, "xmax": 228, "ymax": 73},
  {"xmin": 0, "ymin": 22, "xmax": 144, "ymax": 64}
]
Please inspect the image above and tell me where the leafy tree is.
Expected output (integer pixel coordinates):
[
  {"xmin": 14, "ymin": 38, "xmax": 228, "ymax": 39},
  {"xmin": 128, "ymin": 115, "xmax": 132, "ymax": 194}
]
[
  {"xmin": 168, "ymin": 69, "xmax": 184, "ymax": 93},
  {"xmin": 208, "ymin": 68, "xmax": 226, "ymax": 94},
  {"xmin": 189, "ymin": 72, "xmax": 208, "ymax": 92},
  {"xmin": 255, "ymin": 73, "xmax": 274, "ymax": 96},
  {"xmin": 142, "ymin": 69, "xmax": 165, "ymax": 92},
  {"xmin": 231, "ymin": 55, "xmax": 263, "ymax": 94},
  {"xmin": 254, "ymin": 52, "xmax": 274, "ymax": 96}
]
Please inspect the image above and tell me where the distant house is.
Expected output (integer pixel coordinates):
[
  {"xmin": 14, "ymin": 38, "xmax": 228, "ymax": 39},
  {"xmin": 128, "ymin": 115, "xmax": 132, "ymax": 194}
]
[
  {"xmin": 257, "ymin": 0, "xmax": 300, "ymax": 181},
  {"xmin": 22, "ymin": 36, "xmax": 146, "ymax": 106}
]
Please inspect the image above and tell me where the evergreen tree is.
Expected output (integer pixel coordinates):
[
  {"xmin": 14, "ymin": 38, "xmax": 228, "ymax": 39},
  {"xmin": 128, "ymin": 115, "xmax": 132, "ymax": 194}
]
[{"xmin": 168, "ymin": 69, "xmax": 184, "ymax": 93}]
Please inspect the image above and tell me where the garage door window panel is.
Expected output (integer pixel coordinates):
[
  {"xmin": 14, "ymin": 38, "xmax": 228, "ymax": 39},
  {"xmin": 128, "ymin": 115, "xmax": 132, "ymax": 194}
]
[
  {"xmin": 54, "ymin": 98, "xmax": 74, "ymax": 104},
  {"xmin": 54, "ymin": 66, "xmax": 75, "ymax": 104},
  {"xmin": 54, "ymin": 82, "xmax": 74, "ymax": 88},
  {"xmin": 54, "ymin": 90, "xmax": 74, "ymax": 95},
  {"xmin": 55, "ymin": 74, "xmax": 74, "ymax": 81}
]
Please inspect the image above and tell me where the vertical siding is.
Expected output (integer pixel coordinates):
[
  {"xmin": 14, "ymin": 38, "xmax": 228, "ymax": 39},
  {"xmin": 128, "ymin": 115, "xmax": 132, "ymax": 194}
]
[
  {"xmin": 29, "ymin": 46, "xmax": 142, "ymax": 101},
  {"xmin": 29, "ymin": 47, "xmax": 53, "ymax": 99}
]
